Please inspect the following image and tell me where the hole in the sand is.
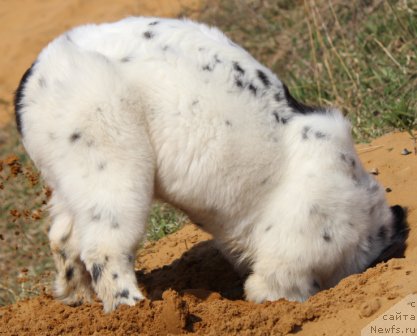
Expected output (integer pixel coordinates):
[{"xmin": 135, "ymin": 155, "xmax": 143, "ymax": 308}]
[{"xmin": 136, "ymin": 240, "xmax": 245, "ymax": 301}]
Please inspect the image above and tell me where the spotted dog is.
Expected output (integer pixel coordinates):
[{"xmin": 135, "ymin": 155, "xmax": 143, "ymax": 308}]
[{"xmin": 15, "ymin": 17, "xmax": 406, "ymax": 312}]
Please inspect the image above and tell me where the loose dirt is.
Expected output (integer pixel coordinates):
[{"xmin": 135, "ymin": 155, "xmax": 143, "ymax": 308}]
[{"xmin": 1, "ymin": 1, "xmax": 416, "ymax": 335}]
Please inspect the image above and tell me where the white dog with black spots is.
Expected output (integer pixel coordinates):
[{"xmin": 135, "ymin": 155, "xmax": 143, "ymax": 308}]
[{"xmin": 14, "ymin": 17, "xmax": 406, "ymax": 312}]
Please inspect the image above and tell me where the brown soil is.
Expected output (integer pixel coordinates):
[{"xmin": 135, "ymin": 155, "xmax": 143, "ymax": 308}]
[
  {"xmin": 1, "ymin": 2, "xmax": 417, "ymax": 335},
  {"xmin": 0, "ymin": 132, "xmax": 416, "ymax": 335}
]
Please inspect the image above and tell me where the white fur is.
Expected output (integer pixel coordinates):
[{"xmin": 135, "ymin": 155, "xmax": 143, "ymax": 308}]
[{"xmin": 16, "ymin": 17, "xmax": 397, "ymax": 311}]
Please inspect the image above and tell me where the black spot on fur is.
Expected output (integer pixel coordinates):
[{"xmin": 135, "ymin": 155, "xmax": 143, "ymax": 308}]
[
  {"xmin": 192, "ymin": 100, "xmax": 199, "ymax": 106},
  {"xmin": 92, "ymin": 213, "xmax": 101, "ymax": 221},
  {"xmin": 198, "ymin": 47, "xmax": 205, "ymax": 52},
  {"xmin": 225, "ymin": 120, "xmax": 232, "ymax": 126},
  {"xmin": 283, "ymin": 83, "xmax": 319, "ymax": 114},
  {"xmin": 91, "ymin": 263, "xmax": 103, "ymax": 283},
  {"xmin": 38, "ymin": 77, "xmax": 47, "ymax": 88},
  {"xmin": 133, "ymin": 296, "xmax": 141, "ymax": 301},
  {"xmin": 105, "ymin": 255, "xmax": 109, "ymax": 262},
  {"xmin": 65, "ymin": 266, "xmax": 74, "ymax": 281},
  {"xmin": 315, "ymin": 131, "xmax": 326, "ymax": 139},
  {"xmin": 202, "ymin": 56, "xmax": 221, "ymax": 72},
  {"xmin": 127, "ymin": 254, "xmax": 134, "ymax": 263},
  {"xmin": 143, "ymin": 31, "xmax": 154, "ymax": 39},
  {"xmin": 149, "ymin": 21, "xmax": 159, "ymax": 26},
  {"xmin": 323, "ymin": 231, "xmax": 331, "ymax": 242},
  {"xmin": 248, "ymin": 84, "xmax": 257, "ymax": 96},
  {"xmin": 265, "ymin": 226, "xmax": 272, "ymax": 232},
  {"xmin": 202, "ymin": 64, "xmax": 213, "ymax": 71},
  {"xmin": 273, "ymin": 112, "xmax": 280, "ymax": 123},
  {"xmin": 302, "ymin": 126, "xmax": 311, "ymax": 140},
  {"xmin": 257, "ymin": 70, "xmax": 271, "ymax": 87},
  {"xmin": 369, "ymin": 205, "xmax": 376, "ymax": 216},
  {"xmin": 98, "ymin": 162, "xmax": 107, "ymax": 171},
  {"xmin": 120, "ymin": 56, "xmax": 131, "ymax": 63},
  {"xmin": 233, "ymin": 62, "xmax": 245, "ymax": 74},
  {"xmin": 112, "ymin": 273, "xmax": 118, "ymax": 280},
  {"xmin": 14, "ymin": 63, "xmax": 35, "ymax": 134},
  {"xmin": 70, "ymin": 132, "xmax": 81, "ymax": 143},
  {"xmin": 350, "ymin": 158, "xmax": 356, "ymax": 168},
  {"xmin": 378, "ymin": 226, "xmax": 387, "ymax": 240},
  {"xmin": 120, "ymin": 289, "xmax": 129, "ymax": 298},
  {"xmin": 274, "ymin": 91, "xmax": 284, "ymax": 102},
  {"xmin": 281, "ymin": 117, "xmax": 290, "ymax": 124},
  {"xmin": 312, "ymin": 280, "xmax": 320, "ymax": 290},
  {"xmin": 261, "ymin": 177, "xmax": 269, "ymax": 185},
  {"xmin": 235, "ymin": 78, "xmax": 243, "ymax": 88},
  {"xmin": 340, "ymin": 153, "xmax": 347, "ymax": 162}
]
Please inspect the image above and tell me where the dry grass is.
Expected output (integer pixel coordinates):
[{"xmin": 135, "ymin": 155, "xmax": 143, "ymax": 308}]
[{"xmin": 0, "ymin": 122, "xmax": 53, "ymax": 306}]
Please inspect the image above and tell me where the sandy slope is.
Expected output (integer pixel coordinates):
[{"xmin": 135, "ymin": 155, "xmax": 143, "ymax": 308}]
[
  {"xmin": 0, "ymin": 0, "xmax": 199, "ymax": 126},
  {"xmin": 0, "ymin": 1, "xmax": 416, "ymax": 335},
  {"xmin": 0, "ymin": 132, "xmax": 416, "ymax": 335}
]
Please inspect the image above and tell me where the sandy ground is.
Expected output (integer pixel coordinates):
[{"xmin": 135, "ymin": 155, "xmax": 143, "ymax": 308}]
[{"xmin": 0, "ymin": 1, "xmax": 416, "ymax": 335}]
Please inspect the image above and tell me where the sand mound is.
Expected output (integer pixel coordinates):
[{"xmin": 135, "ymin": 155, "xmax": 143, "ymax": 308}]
[{"xmin": 1, "ymin": 132, "xmax": 416, "ymax": 335}]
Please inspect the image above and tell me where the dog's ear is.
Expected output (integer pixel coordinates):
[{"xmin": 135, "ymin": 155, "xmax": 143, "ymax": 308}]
[
  {"xmin": 369, "ymin": 205, "xmax": 409, "ymax": 267},
  {"xmin": 390, "ymin": 205, "xmax": 407, "ymax": 240}
]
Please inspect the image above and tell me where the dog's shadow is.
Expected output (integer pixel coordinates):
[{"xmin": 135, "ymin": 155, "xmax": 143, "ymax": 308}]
[{"xmin": 135, "ymin": 240, "xmax": 245, "ymax": 301}]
